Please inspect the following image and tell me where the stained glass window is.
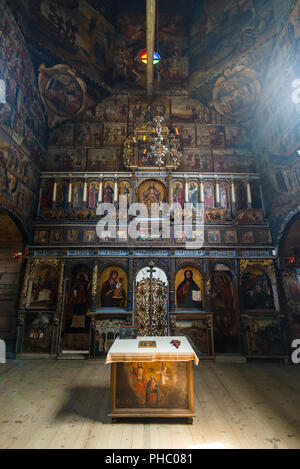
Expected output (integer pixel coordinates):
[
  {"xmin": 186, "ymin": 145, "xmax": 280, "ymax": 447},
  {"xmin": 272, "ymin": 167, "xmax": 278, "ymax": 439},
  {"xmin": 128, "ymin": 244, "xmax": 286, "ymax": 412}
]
[{"xmin": 139, "ymin": 49, "xmax": 161, "ymax": 65}]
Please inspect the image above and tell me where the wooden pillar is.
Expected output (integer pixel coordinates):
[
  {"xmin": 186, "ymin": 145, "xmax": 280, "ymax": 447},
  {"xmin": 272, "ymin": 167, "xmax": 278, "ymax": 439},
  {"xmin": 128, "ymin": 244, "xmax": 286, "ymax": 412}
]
[{"xmin": 146, "ymin": 0, "xmax": 156, "ymax": 96}]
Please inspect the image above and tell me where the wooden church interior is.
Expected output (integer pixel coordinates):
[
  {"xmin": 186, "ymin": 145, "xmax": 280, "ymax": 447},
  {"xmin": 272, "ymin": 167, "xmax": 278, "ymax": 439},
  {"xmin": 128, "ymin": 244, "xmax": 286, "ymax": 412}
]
[{"xmin": 1, "ymin": 0, "xmax": 300, "ymax": 449}]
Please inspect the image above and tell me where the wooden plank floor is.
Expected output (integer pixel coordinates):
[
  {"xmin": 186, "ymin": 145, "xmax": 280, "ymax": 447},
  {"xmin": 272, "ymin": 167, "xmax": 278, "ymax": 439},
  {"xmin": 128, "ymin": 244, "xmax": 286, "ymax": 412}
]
[{"xmin": 1, "ymin": 359, "xmax": 300, "ymax": 449}]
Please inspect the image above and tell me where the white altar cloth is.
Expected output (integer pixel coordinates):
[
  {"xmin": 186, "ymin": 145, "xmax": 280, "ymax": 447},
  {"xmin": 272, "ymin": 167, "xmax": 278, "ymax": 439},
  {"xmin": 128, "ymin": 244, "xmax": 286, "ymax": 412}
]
[{"xmin": 105, "ymin": 336, "xmax": 199, "ymax": 366}]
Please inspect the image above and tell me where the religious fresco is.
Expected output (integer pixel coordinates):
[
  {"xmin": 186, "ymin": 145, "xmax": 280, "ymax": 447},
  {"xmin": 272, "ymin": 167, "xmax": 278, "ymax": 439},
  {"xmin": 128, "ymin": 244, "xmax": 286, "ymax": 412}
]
[
  {"xmin": 235, "ymin": 181, "xmax": 248, "ymax": 210},
  {"xmin": 207, "ymin": 230, "xmax": 221, "ymax": 244},
  {"xmin": 38, "ymin": 64, "xmax": 87, "ymax": 128},
  {"xmin": 102, "ymin": 180, "xmax": 114, "ymax": 204},
  {"xmin": 27, "ymin": 265, "xmax": 58, "ymax": 308},
  {"xmin": 98, "ymin": 266, "xmax": 127, "ymax": 308},
  {"xmin": 129, "ymin": 97, "xmax": 170, "ymax": 125},
  {"xmin": 241, "ymin": 267, "xmax": 275, "ymax": 310},
  {"xmin": 180, "ymin": 148, "xmax": 212, "ymax": 172},
  {"xmin": 87, "ymin": 180, "xmax": 99, "ymax": 208},
  {"xmin": 27, "ymin": 0, "xmax": 114, "ymax": 90},
  {"xmin": 34, "ymin": 230, "xmax": 48, "ymax": 244},
  {"xmin": 75, "ymin": 123, "xmax": 103, "ymax": 146},
  {"xmin": 80, "ymin": 96, "xmax": 128, "ymax": 122},
  {"xmin": 281, "ymin": 269, "xmax": 300, "ymax": 316},
  {"xmin": 219, "ymin": 182, "xmax": 231, "ymax": 209},
  {"xmin": 225, "ymin": 126, "xmax": 251, "ymax": 148},
  {"xmin": 197, "ymin": 125, "xmax": 225, "ymax": 147},
  {"xmin": 170, "ymin": 97, "xmax": 224, "ymax": 124},
  {"xmin": 175, "ymin": 267, "xmax": 203, "ymax": 309},
  {"xmin": 203, "ymin": 182, "xmax": 215, "ymax": 208},
  {"xmin": 46, "ymin": 148, "xmax": 86, "ymax": 171},
  {"xmin": 49, "ymin": 124, "xmax": 75, "ymax": 146},
  {"xmin": 137, "ymin": 180, "xmax": 167, "ymax": 214},
  {"xmin": 211, "ymin": 266, "xmax": 241, "ymax": 353},
  {"xmin": 187, "ymin": 181, "xmax": 199, "ymax": 209},
  {"xmin": 103, "ymin": 123, "xmax": 127, "ymax": 146},
  {"xmin": 224, "ymin": 230, "xmax": 238, "ymax": 244},
  {"xmin": 213, "ymin": 149, "xmax": 256, "ymax": 173},
  {"xmin": 242, "ymin": 316, "xmax": 283, "ymax": 356},
  {"xmin": 172, "ymin": 181, "xmax": 184, "ymax": 208},
  {"xmin": 0, "ymin": 2, "xmax": 47, "ymax": 224},
  {"xmin": 189, "ymin": 0, "xmax": 276, "ymax": 122},
  {"xmin": 116, "ymin": 361, "xmax": 188, "ymax": 409},
  {"xmin": 119, "ymin": 180, "xmax": 131, "ymax": 207},
  {"xmin": 94, "ymin": 319, "xmax": 128, "ymax": 356},
  {"xmin": 64, "ymin": 265, "xmax": 91, "ymax": 335},
  {"xmin": 87, "ymin": 148, "xmax": 122, "ymax": 171},
  {"xmin": 240, "ymin": 231, "xmax": 255, "ymax": 244},
  {"xmin": 174, "ymin": 124, "xmax": 196, "ymax": 147},
  {"xmin": 22, "ymin": 313, "xmax": 53, "ymax": 354},
  {"xmin": 114, "ymin": 14, "xmax": 188, "ymax": 90},
  {"xmin": 72, "ymin": 181, "xmax": 84, "ymax": 209}
]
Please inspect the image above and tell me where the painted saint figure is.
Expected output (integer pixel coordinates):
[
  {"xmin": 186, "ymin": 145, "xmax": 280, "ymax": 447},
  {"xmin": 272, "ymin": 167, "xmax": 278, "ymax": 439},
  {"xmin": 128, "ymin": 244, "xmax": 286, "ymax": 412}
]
[
  {"xmin": 88, "ymin": 182, "xmax": 98, "ymax": 208},
  {"xmin": 173, "ymin": 182, "xmax": 184, "ymax": 208},
  {"xmin": 68, "ymin": 274, "xmax": 90, "ymax": 329},
  {"xmin": 176, "ymin": 270, "xmax": 202, "ymax": 309},
  {"xmin": 130, "ymin": 362, "xmax": 146, "ymax": 405},
  {"xmin": 103, "ymin": 183, "xmax": 114, "ymax": 204}
]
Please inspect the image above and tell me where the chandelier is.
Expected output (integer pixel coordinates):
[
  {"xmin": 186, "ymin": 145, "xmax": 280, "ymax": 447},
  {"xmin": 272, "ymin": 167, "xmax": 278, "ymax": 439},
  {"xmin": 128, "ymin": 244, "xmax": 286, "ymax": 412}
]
[{"xmin": 122, "ymin": 116, "xmax": 182, "ymax": 170}]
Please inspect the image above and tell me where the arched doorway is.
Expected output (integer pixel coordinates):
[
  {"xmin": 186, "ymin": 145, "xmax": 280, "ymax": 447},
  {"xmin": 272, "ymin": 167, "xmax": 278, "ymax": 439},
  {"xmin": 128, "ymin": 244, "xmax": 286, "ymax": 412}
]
[
  {"xmin": 211, "ymin": 263, "xmax": 241, "ymax": 353},
  {"xmin": 134, "ymin": 263, "xmax": 168, "ymax": 336},
  {"xmin": 0, "ymin": 212, "xmax": 25, "ymax": 353}
]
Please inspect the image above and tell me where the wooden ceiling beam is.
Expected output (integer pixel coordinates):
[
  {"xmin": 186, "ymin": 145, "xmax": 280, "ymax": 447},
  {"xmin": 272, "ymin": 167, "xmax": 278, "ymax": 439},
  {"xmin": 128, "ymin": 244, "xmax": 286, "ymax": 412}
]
[{"xmin": 146, "ymin": 0, "xmax": 156, "ymax": 96}]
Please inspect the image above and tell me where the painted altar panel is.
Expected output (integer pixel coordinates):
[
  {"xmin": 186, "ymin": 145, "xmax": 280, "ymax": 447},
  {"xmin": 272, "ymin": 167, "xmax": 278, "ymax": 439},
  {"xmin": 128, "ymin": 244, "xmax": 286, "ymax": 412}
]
[
  {"xmin": 180, "ymin": 148, "xmax": 212, "ymax": 172},
  {"xmin": 174, "ymin": 124, "xmax": 196, "ymax": 147},
  {"xmin": 103, "ymin": 123, "xmax": 127, "ymax": 146},
  {"xmin": 75, "ymin": 123, "xmax": 103, "ymax": 147},
  {"xmin": 87, "ymin": 148, "xmax": 122, "ymax": 171},
  {"xmin": 241, "ymin": 267, "xmax": 275, "ymax": 311},
  {"xmin": 116, "ymin": 361, "xmax": 188, "ymax": 409},
  {"xmin": 21, "ymin": 312, "xmax": 53, "ymax": 354},
  {"xmin": 129, "ymin": 97, "xmax": 170, "ymax": 125},
  {"xmin": 27, "ymin": 265, "xmax": 58, "ymax": 309},
  {"xmin": 46, "ymin": 148, "xmax": 86, "ymax": 171},
  {"xmin": 213, "ymin": 149, "xmax": 256, "ymax": 173},
  {"xmin": 282, "ymin": 269, "xmax": 300, "ymax": 315},
  {"xmin": 197, "ymin": 125, "xmax": 225, "ymax": 147},
  {"xmin": 242, "ymin": 316, "xmax": 284, "ymax": 357},
  {"xmin": 49, "ymin": 124, "xmax": 75, "ymax": 146},
  {"xmin": 175, "ymin": 319, "xmax": 211, "ymax": 356}
]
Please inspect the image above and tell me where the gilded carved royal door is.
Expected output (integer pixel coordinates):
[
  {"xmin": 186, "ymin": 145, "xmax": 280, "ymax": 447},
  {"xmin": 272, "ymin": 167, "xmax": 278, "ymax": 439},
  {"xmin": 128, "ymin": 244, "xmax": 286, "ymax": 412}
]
[{"xmin": 134, "ymin": 264, "xmax": 168, "ymax": 336}]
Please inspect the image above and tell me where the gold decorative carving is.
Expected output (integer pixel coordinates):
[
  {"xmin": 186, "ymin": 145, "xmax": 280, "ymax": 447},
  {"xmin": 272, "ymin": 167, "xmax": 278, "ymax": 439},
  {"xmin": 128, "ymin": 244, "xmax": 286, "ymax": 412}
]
[{"xmin": 240, "ymin": 259, "xmax": 276, "ymax": 280}]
